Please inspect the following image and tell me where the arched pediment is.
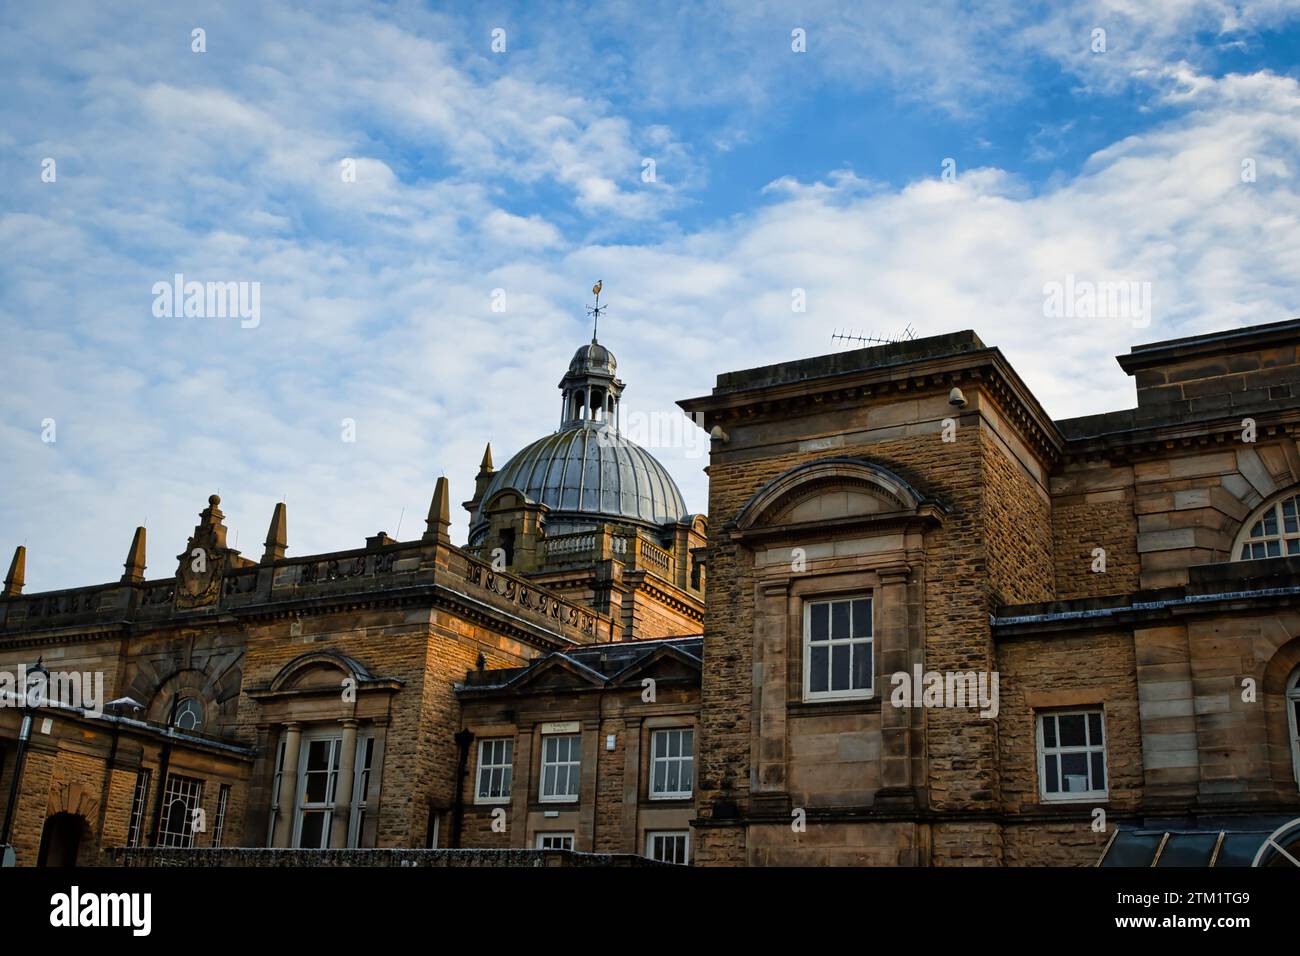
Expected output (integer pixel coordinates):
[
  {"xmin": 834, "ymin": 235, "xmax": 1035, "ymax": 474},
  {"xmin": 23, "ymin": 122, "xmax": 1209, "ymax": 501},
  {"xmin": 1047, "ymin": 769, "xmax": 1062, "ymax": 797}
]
[
  {"xmin": 269, "ymin": 651, "xmax": 374, "ymax": 693},
  {"xmin": 734, "ymin": 458, "xmax": 940, "ymax": 532}
]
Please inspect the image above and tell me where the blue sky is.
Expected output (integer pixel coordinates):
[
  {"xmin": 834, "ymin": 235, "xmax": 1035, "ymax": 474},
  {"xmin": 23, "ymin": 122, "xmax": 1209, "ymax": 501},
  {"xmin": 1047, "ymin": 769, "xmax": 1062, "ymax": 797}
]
[{"xmin": 3, "ymin": 0, "xmax": 1300, "ymax": 591}]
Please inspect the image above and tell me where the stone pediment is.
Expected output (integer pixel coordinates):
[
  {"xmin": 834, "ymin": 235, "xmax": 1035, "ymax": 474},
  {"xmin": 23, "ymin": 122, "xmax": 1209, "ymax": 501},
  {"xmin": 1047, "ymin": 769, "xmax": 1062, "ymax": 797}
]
[{"xmin": 731, "ymin": 458, "xmax": 944, "ymax": 542}]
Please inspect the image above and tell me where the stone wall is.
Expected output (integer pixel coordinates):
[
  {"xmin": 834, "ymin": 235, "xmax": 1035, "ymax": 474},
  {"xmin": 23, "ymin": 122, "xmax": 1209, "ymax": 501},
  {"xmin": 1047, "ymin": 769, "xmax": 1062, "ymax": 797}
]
[{"xmin": 108, "ymin": 846, "xmax": 660, "ymax": 866}]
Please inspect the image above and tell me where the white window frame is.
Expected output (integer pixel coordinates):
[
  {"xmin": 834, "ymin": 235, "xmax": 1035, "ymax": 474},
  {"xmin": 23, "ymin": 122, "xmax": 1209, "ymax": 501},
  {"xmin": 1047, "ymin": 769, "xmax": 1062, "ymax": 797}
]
[
  {"xmin": 1037, "ymin": 709, "xmax": 1108, "ymax": 803},
  {"xmin": 266, "ymin": 738, "xmax": 286, "ymax": 847},
  {"xmin": 535, "ymin": 832, "xmax": 574, "ymax": 850},
  {"xmin": 158, "ymin": 773, "xmax": 204, "ymax": 848},
  {"xmin": 802, "ymin": 595, "xmax": 874, "ymax": 702},
  {"xmin": 126, "ymin": 769, "xmax": 152, "ymax": 848},
  {"xmin": 212, "ymin": 783, "xmax": 231, "ymax": 847},
  {"xmin": 475, "ymin": 737, "xmax": 514, "ymax": 805},
  {"xmin": 645, "ymin": 830, "xmax": 690, "ymax": 865},
  {"xmin": 539, "ymin": 734, "xmax": 581, "ymax": 803},
  {"xmin": 347, "ymin": 735, "xmax": 378, "ymax": 848},
  {"xmin": 293, "ymin": 734, "xmax": 342, "ymax": 849},
  {"xmin": 1288, "ymin": 667, "xmax": 1300, "ymax": 790},
  {"xmin": 648, "ymin": 728, "xmax": 694, "ymax": 800},
  {"xmin": 173, "ymin": 697, "xmax": 204, "ymax": 731},
  {"xmin": 1234, "ymin": 491, "xmax": 1300, "ymax": 560}
]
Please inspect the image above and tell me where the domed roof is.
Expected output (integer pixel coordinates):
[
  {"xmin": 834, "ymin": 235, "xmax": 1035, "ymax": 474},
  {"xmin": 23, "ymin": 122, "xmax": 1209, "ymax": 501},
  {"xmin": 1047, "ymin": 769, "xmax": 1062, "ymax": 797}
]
[
  {"xmin": 474, "ymin": 421, "xmax": 687, "ymax": 530},
  {"xmin": 569, "ymin": 341, "xmax": 616, "ymax": 376}
]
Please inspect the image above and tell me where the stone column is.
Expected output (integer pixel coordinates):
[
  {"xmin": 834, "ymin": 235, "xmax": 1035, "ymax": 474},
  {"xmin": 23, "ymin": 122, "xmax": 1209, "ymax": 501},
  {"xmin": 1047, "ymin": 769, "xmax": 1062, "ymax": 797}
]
[
  {"xmin": 272, "ymin": 722, "xmax": 302, "ymax": 848},
  {"xmin": 752, "ymin": 579, "xmax": 791, "ymax": 805},
  {"xmin": 621, "ymin": 718, "xmax": 643, "ymax": 854},
  {"xmin": 876, "ymin": 566, "xmax": 914, "ymax": 800},
  {"xmin": 330, "ymin": 719, "xmax": 359, "ymax": 848},
  {"xmin": 577, "ymin": 721, "xmax": 601, "ymax": 851}
]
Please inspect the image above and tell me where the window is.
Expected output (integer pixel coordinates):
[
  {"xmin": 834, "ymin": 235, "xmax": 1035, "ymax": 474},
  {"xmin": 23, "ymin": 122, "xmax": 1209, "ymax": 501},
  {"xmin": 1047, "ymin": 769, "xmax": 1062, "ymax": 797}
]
[
  {"xmin": 126, "ymin": 769, "xmax": 151, "ymax": 848},
  {"xmin": 803, "ymin": 596, "xmax": 873, "ymax": 701},
  {"xmin": 158, "ymin": 773, "xmax": 204, "ymax": 848},
  {"xmin": 540, "ymin": 734, "xmax": 581, "ymax": 803},
  {"xmin": 1288, "ymin": 668, "xmax": 1300, "ymax": 789},
  {"xmin": 295, "ymin": 736, "xmax": 342, "ymax": 849},
  {"xmin": 475, "ymin": 738, "xmax": 514, "ymax": 804},
  {"xmin": 646, "ymin": 831, "xmax": 690, "ymax": 865},
  {"xmin": 349, "ymin": 736, "xmax": 377, "ymax": 848},
  {"xmin": 172, "ymin": 697, "xmax": 204, "ymax": 732},
  {"xmin": 212, "ymin": 784, "xmax": 231, "ymax": 846},
  {"xmin": 649, "ymin": 729, "xmax": 694, "ymax": 799},
  {"xmin": 536, "ymin": 832, "xmax": 574, "ymax": 850},
  {"xmin": 266, "ymin": 738, "xmax": 286, "ymax": 847},
  {"xmin": 1038, "ymin": 710, "xmax": 1108, "ymax": 801},
  {"xmin": 1236, "ymin": 492, "xmax": 1300, "ymax": 560}
]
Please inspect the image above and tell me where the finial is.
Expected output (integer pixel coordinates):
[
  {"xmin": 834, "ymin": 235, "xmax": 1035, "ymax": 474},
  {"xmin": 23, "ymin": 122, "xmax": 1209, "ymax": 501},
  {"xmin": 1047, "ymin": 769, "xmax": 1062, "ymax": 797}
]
[
  {"xmin": 3, "ymin": 546, "xmax": 26, "ymax": 598},
  {"xmin": 479, "ymin": 443, "xmax": 494, "ymax": 473},
  {"xmin": 423, "ymin": 476, "xmax": 452, "ymax": 544},
  {"xmin": 122, "ymin": 527, "xmax": 147, "ymax": 584},
  {"xmin": 587, "ymin": 279, "xmax": 605, "ymax": 343},
  {"xmin": 263, "ymin": 502, "xmax": 288, "ymax": 563}
]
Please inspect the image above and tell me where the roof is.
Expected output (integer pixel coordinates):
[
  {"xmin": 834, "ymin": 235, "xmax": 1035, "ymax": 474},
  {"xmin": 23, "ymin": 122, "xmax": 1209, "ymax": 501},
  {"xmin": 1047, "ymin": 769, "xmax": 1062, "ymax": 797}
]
[
  {"xmin": 471, "ymin": 422, "xmax": 689, "ymax": 532},
  {"xmin": 704, "ymin": 330, "xmax": 987, "ymax": 396},
  {"xmin": 458, "ymin": 635, "xmax": 703, "ymax": 693},
  {"xmin": 1098, "ymin": 819, "xmax": 1300, "ymax": 867}
]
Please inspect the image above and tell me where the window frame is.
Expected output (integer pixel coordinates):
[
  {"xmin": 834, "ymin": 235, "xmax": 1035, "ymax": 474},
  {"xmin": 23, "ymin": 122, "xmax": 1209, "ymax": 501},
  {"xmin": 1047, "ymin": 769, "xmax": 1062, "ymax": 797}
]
[
  {"xmin": 1036, "ymin": 708, "xmax": 1109, "ymax": 803},
  {"xmin": 212, "ymin": 783, "xmax": 231, "ymax": 847},
  {"xmin": 801, "ymin": 594, "xmax": 875, "ymax": 702},
  {"xmin": 535, "ymin": 832, "xmax": 574, "ymax": 850},
  {"xmin": 538, "ymin": 733, "xmax": 581, "ymax": 804},
  {"xmin": 645, "ymin": 830, "xmax": 690, "ymax": 865},
  {"xmin": 1288, "ymin": 667, "xmax": 1300, "ymax": 790},
  {"xmin": 157, "ymin": 773, "xmax": 204, "ymax": 848},
  {"xmin": 348, "ymin": 735, "xmax": 377, "ymax": 848},
  {"xmin": 474, "ymin": 737, "xmax": 515, "ymax": 805},
  {"xmin": 292, "ymin": 734, "xmax": 342, "ymax": 849},
  {"xmin": 172, "ymin": 696, "xmax": 204, "ymax": 732},
  {"xmin": 1233, "ymin": 491, "xmax": 1300, "ymax": 561},
  {"xmin": 266, "ymin": 738, "xmax": 286, "ymax": 847},
  {"xmin": 126, "ymin": 769, "xmax": 152, "ymax": 848},
  {"xmin": 648, "ymin": 728, "xmax": 694, "ymax": 800}
]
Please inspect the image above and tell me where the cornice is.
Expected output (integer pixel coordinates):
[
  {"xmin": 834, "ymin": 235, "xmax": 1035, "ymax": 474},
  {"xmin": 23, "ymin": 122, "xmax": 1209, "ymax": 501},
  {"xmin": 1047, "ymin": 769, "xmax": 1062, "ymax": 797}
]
[{"xmin": 680, "ymin": 348, "xmax": 1065, "ymax": 466}]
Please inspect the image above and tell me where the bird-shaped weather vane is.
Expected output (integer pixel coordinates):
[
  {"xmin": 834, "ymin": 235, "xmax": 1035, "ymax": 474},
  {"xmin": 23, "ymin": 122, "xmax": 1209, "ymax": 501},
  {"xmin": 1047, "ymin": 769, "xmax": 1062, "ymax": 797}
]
[{"xmin": 586, "ymin": 279, "xmax": 606, "ymax": 343}]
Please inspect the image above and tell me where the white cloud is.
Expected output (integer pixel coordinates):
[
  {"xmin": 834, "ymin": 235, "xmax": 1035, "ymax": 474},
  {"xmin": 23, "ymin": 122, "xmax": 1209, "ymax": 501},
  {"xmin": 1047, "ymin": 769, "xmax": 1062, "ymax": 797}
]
[{"xmin": 3, "ymin": 1, "xmax": 1300, "ymax": 592}]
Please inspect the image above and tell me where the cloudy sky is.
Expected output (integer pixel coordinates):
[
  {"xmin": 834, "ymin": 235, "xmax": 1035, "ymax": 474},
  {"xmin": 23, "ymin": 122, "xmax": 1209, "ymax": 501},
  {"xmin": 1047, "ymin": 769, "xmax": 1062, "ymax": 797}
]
[{"xmin": 3, "ymin": 0, "xmax": 1299, "ymax": 592}]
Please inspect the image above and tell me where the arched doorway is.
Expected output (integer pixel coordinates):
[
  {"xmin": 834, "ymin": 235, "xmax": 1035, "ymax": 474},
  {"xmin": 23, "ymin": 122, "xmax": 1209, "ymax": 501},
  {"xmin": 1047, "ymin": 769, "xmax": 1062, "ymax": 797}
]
[{"xmin": 37, "ymin": 812, "xmax": 84, "ymax": 867}]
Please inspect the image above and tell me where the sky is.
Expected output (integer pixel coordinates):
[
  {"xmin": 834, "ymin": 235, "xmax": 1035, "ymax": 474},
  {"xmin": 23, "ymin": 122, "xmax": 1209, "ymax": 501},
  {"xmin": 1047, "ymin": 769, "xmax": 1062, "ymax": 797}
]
[{"xmin": 2, "ymin": 0, "xmax": 1299, "ymax": 592}]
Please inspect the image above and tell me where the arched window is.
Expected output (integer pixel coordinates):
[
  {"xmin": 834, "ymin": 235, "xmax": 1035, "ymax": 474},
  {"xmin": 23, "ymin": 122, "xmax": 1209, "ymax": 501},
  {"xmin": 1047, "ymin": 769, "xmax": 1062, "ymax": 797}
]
[
  {"xmin": 1289, "ymin": 668, "xmax": 1300, "ymax": 789},
  {"xmin": 173, "ymin": 696, "xmax": 204, "ymax": 731},
  {"xmin": 1234, "ymin": 492, "xmax": 1300, "ymax": 560}
]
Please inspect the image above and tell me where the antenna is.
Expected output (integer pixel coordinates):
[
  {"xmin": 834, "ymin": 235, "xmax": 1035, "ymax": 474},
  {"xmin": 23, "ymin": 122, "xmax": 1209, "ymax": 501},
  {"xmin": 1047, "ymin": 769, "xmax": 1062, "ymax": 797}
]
[
  {"xmin": 831, "ymin": 325, "xmax": 917, "ymax": 349},
  {"xmin": 585, "ymin": 280, "xmax": 606, "ymax": 342},
  {"xmin": 395, "ymin": 507, "xmax": 405, "ymax": 539}
]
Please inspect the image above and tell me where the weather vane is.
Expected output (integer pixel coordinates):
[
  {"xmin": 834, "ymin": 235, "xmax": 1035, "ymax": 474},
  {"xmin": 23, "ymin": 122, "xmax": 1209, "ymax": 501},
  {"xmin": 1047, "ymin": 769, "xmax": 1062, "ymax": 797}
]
[{"xmin": 586, "ymin": 279, "xmax": 606, "ymax": 342}]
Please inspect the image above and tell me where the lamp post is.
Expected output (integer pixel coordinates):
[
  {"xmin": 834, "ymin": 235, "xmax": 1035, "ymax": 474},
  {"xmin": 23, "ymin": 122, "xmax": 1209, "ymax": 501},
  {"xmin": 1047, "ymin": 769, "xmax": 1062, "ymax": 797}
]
[{"xmin": 1, "ymin": 657, "xmax": 50, "ymax": 865}]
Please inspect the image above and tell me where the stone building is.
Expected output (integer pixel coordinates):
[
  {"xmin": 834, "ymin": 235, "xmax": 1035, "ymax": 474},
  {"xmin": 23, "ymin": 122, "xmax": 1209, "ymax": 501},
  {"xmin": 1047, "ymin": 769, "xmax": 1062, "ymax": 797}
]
[
  {"xmin": 0, "ymin": 335, "xmax": 705, "ymax": 866},
  {"xmin": 679, "ymin": 317, "xmax": 1300, "ymax": 866},
  {"xmin": 2, "ymin": 317, "xmax": 1299, "ymax": 868}
]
